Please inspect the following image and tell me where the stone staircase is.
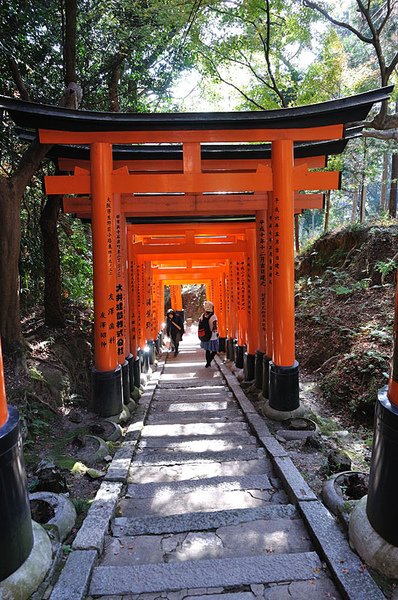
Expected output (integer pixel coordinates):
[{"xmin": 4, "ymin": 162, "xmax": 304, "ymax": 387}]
[{"xmin": 89, "ymin": 341, "xmax": 342, "ymax": 599}]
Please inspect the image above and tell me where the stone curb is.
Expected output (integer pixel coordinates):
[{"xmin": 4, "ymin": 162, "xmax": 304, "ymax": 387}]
[
  {"xmin": 49, "ymin": 549, "xmax": 97, "ymax": 600},
  {"xmin": 299, "ymin": 500, "xmax": 386, "ymax": 600},
  {"xmin": 216, "ymin": 356, "xmax": 385, "ymax": 599},
  {"xmin": 104, "ymin": 360, "xmax": 165, "ymax": 483}
]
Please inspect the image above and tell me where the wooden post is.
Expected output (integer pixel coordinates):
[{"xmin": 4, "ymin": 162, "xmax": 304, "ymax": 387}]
[
  {"xmin": 269, "ymin": 140, "xmax": 300, "ymax": 412},
  {"xmin": 90, "ymin": 142, "xmax": 122, "ymax": 416}
]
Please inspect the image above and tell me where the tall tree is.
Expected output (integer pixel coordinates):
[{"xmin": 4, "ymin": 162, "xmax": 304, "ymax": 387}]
[{"xmin": 0, "ymin": 0, "xmax": 203, "ymax": 355}]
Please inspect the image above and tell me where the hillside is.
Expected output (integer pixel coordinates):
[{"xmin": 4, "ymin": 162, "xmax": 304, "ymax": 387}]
[{"xmin": 295, "ymin": 223, "xmax": 398, "ymax": 424}]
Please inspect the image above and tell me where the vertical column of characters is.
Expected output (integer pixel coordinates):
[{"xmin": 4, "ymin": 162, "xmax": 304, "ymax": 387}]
[
  {"xmin": 127, "ymin": 234, "xmax": 138, "ymax": 356},
  {"xmin": 144, "ymin": 261, "xmax": 153, "ymax": 341},
  {"xmin": 114, "ymin": 195, "xmax": 126, "ymax": 362},
  {"xmin": 256, "ymin": 210, "xmax": 267, "ymax": 353}
]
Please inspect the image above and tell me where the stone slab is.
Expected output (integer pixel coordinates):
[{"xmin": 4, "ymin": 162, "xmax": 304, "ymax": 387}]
[
  {"xmin": 105, "ymin": 442, "xmax": 140, "ymax": 482},
  {"xmin": 72, "ymin": 481, "xmax": 122, "ymax": 552},
  {"xmin": 128, "ymin": 458, "xmax": 272, "ymax": 483},
  {"xmin": 258, "ymin": 436, "xmax": 289, "ymax": 458},
  {"xmin": 150, "ymin": 401, "xmax": 233, "ymax": 412},
  {"xmin": 127, "ymin": 474, "xmax": 272, "ymax": 499},
  {"xmin": 152, "ymin": 394, "xmax": 235, "ymax": 403},
  {"xmin": 119, "ymin": 486, "xmax": 274, "ymax": 517},
  {"xmin": 146, "ymin": 411, "xmax": 245, "ymax": 425},
  {"xmin": 157, "ymin": 381, "xmax": 225, "ymax": 389},
  {"xmin": 103, "ymin": 517, "xmax": 311, "ymax": 566},
  {"xmin": 112, "ymin": 504, "xmax": 297, "ymax": 536},
  {"xmin": 299, "ymin": 500, "xmax": 386, "ymax": 600},
  {"xmin": 142, "ymin": 422, "xmax": 249, "ymax": 438},
  {"xmin": 185, "ymin": 594, "xmax": 255, "ymax": 600},
  {"xmin": 262, "ymin": 577, "xmax": 343, "ymax": 600},
  {"xmin": 217, "ymin": 362, "xmax": 258, "ymax": 415},
  {"xmin": 50, "ymin": 550, "xmax": 97, "ymax": 600},
  {"xmin": 273, "ymin": 457, "xmax": 317, "ymax": 503},
  {"xmin": 245, "ymin": 414, "xmax": 272, "ymax": 439},
  {"xmin": 90, "ymin": 552, "xmax": 321, "ymax": 595},
  {"xmin": 137, "ymin": 435, "xmax": 257, "ymax": 451},
  {"xmin": 132, "ymin": 447, "xmax": 266, "ymax": 466}
]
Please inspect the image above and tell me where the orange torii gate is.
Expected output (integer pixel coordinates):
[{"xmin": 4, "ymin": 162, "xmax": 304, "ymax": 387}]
[{"xmin": 0, "ymin": 88, "xmax": 392, "ymax": 420}]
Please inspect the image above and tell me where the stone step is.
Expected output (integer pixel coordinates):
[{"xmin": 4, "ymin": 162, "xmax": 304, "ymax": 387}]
[
  {"xmin": 126, "ymin": 473, "xmax": 272, "ymax": 499},
  {"xmin": 90, "ymin": 552, "xmax": 321, "ymax": 595},
  {"xmin": 128, "ymin": 458, "xmax": 272, "ymax": 484},
  {"xmin": 157, "ymin": 381, "xmax": 225, "ymax": 389},
  {"xmin": 103, "ymin": 516, "xmax": 312, "ymax": 566},
  {"xmin": 112, "ymin": 504, "xmax": 297, "ymax": 536},
  {"xmin": 145, "ymin": 411, "xmax": 246, "ymax": 425},
  {"xmin": 141, "ymin": 422, "xmax": 249, "ymax": 438},
  {"xmin": 132, "ymin": 447, "xmax": 266, "ymax": 467},
  {"xmin": 137, "ymin": 435, "xmax": 257, "ymax": 451},
  {"xmin": 153, "ymin": 393, "xmax": 230, "ymax": 403},
  {"xmin": 119, "ymin": 474, "xmax": 275, "ymax": 518},
  {"xmin": 150, "ymin": 400, "xmax": 236, "ymax": 412}
]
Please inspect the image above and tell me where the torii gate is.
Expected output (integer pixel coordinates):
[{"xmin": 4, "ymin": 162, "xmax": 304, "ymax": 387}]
[{"xmin": 0, "ymin": 88, "xmax": 392, "ymax": 420}]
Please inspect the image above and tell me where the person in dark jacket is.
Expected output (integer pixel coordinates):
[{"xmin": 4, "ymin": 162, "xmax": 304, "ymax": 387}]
[{"xmin": 165, "ymin": 308, "xmax": 184, "ymax": 356}]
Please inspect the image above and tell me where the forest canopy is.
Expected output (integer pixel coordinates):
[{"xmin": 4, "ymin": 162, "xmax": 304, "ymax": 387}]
[{"xmin": 0, "ymin": 0, "xmax": 397, "ymax": 352}]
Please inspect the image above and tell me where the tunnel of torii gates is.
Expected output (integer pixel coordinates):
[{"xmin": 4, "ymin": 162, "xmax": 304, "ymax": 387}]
[
  {"xmin": 0, "ymin": 85, "xmax": 394, "ymax": 423},
  {"xmin": 4, "ymin": 87, "xmax": 398, "ymax": 580}
]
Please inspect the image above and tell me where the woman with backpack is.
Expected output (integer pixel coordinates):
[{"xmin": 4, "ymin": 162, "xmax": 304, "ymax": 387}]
[{"xmin": 198, "ymin": 300, "xmax": 219, "ymax": 367}]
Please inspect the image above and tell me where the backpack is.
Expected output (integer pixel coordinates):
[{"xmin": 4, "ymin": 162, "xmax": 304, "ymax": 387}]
[{"xmin": 198, "ymin": 315, "xmax": 212, "ymax": 342}]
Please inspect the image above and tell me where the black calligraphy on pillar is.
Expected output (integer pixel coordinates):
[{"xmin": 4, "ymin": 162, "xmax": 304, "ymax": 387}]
[
  {"xmin": 106, "ymin": 196, "xmax": 113, "ymax": 276},
  {"xmin": 240, "ymin": 260, "xmax": 245, "ymax": 311},
  {"xmin": 99, "ymin": 311, "xmax": 107, "ymax": 349},
  {"xmin": 235, "ymin": 261, "xmax": 241, "ymax": 311},
  {"xmin": 115, "ymin": 283, "xmax": 125, "ymax": 357},
  {"xmin": 257, "ymin": 217, "xmax": 267, "ymax": 334},
  {"xmin": 129, "ymin": 260, "xmax": 137, "ymax": 341},
  {"xmin": 107, "ymin": 291, "xmax": 116, "ymax": 349},
  {"xmin": 273, "ymin": 197, "xmax": 280, "ymax": 277},
  {"xmin": 246, "ymin": 256, "xmax": 252, "ymax": 318}
]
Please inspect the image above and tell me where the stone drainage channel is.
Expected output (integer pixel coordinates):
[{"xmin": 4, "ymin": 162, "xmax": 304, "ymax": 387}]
[{"xmin": 50, "ymin": 337, "xmax": 385, "ymax": 600}]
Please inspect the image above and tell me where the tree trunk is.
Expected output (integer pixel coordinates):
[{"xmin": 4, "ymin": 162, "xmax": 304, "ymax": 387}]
[
  {"xmin": 359, "ymin": 182, "xmax": 367, "ymax": 223},
  {"xmin": 39, "ymin": 195, "xmax": 66, "ymax": 327},
  {"xmin": 294, "ymin": 214, "xmax": 300, "ymax": 254},
  {"xmin": 388, "ymin": 152, "xmax": 398, "ymax": 218},
  {"xmin": 380, "ymin": 151, "xmax": 389, "ymax": 213},
  {"xmin": 351, "ymin": 189, "xmax": 359, "ymax": 222},
  {"xmin": 324, "ymin": 190, "xmax": 331, "ymax": 232},
  {"xmin": 0, "ymin": 178, "xmax": 23, "ymax": 354},
  {"xmin": 64, "ymin": 0, "xmax": 77, "ymax": 84}
]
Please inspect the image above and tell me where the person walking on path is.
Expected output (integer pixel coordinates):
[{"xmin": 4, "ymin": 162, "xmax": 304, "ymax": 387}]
[
  {"xmin": 198, "ymin": 300, "xmax": 219, "ymax": 367},
  {"xmin": 166, "ymin": 308, "xmax": 184, "ymax": 356}
]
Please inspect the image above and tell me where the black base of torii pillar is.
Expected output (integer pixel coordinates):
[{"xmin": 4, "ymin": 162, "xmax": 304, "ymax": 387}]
[{"xmin": 0, "ymin": 407, "xmax": 33, "ymax": 581}]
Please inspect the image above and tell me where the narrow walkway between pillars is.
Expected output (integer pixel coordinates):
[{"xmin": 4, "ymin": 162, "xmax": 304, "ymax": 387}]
[
  {"xmin": 54, "ymin": 336, "xmax": 385, "ymax": 599},
  {"xmin": 87, "ymin": 335, "xmax": 343, "ymax": 600}
]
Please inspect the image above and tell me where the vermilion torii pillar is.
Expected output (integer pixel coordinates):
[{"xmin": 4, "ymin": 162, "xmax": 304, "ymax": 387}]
[{"xmin": 90, "ymin": 143, "xmax": 123, "ymax": 416}]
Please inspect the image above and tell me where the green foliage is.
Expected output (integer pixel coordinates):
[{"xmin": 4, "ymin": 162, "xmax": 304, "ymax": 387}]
[
  {"xmin": 375, "ymin": 258, "xmax": 398, "ymax": 279},
  {"xmin": 59, "ymin": 218, "xmax": 93, "ymax": 306}
]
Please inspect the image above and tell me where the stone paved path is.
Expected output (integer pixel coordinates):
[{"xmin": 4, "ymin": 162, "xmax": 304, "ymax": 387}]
[
  {"xmin": 89, "ymin": 337, "xmax": 342, "ymax": 600},
  {"xmin": 51, "ymin": 336, "xmax": 387, "ymax": 600}
]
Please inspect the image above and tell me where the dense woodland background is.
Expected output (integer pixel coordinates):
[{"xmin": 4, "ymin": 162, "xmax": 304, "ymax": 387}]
[{"xmin": 0, "ymin": 0, "xmax": 397, "ymax": 360}]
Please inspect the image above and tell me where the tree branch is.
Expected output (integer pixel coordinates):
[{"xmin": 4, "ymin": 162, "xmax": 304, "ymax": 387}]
[
  {"xmin": 362, "ymin": 128, "xmax": 398, "ymax": 141},
  {"xmin": 197, "ymin": 50, "xmax": 267, "ymax": 110},
  {"xmin": 7, "ymin": 56, "xmax": 30, "ymax": 101},
  {"xmin": 303, "ymin": 0, "xmax": 373, "ymax": 42}
]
